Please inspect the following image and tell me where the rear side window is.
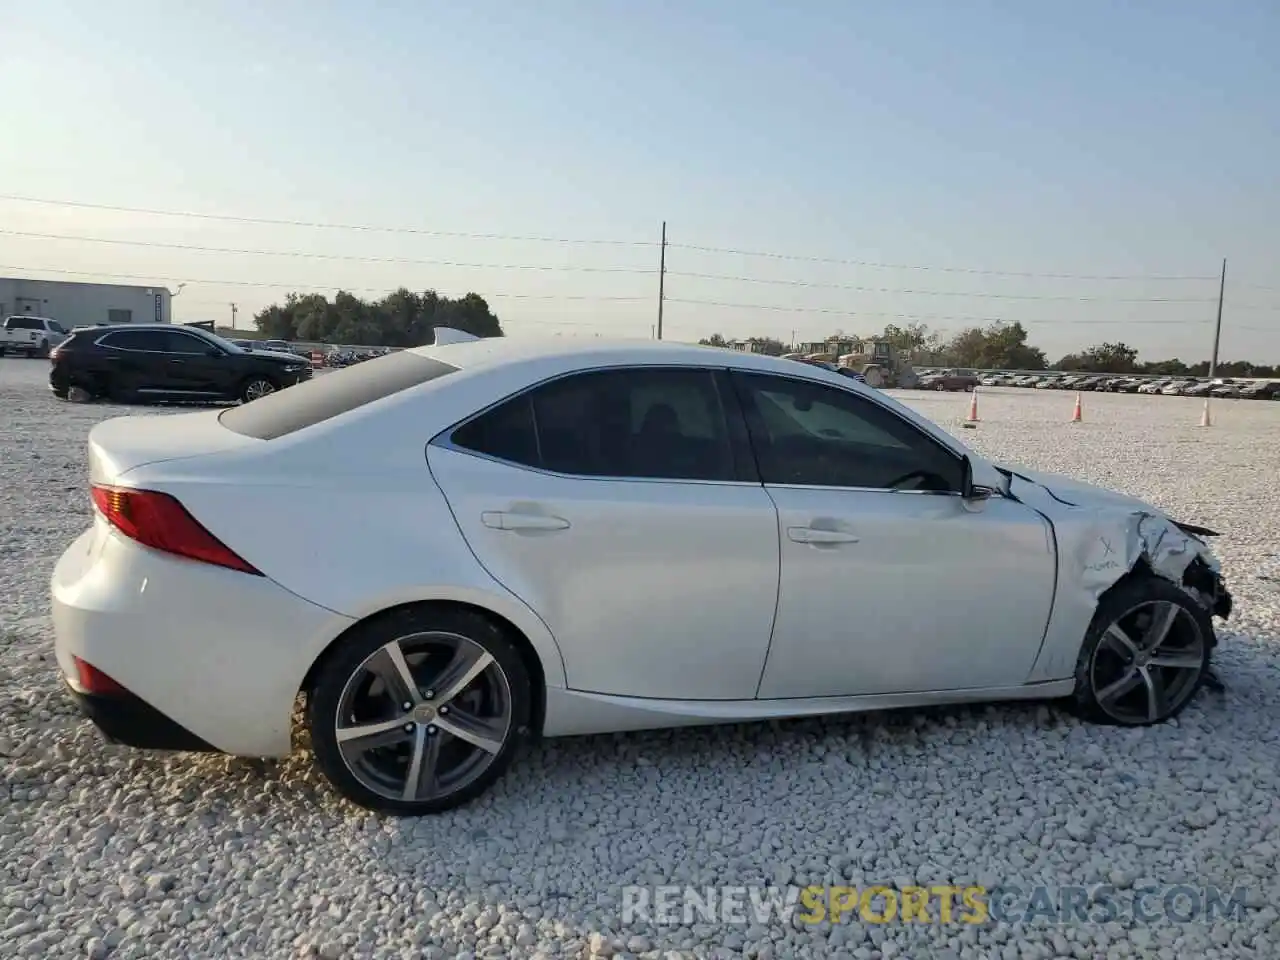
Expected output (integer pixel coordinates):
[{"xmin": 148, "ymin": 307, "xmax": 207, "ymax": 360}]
[
  {"xmin": 449, "ymin": 367, "xmax": 737, "ymax": 482},
  {"xmin": 100, "ymin": 330, "xmax": 168, "ymax": 351},
  {"xmin": 218, "ymin": 350, "xmax": 458, "ymax": 440}
]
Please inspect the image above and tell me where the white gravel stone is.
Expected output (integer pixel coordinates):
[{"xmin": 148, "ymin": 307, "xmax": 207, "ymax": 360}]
[{"xmin": 2, "ymin": 366, "xmax": 1278, "ymax": 957}]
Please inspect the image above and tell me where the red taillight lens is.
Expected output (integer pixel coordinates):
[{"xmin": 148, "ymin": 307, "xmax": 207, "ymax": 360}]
[
  {"xmin": 73, "ymin": 656, "xmax": 127, "ymax": 696},
  {"xmin": 90, "ymin": 484, "xmax": 261, "ymax": 575}
]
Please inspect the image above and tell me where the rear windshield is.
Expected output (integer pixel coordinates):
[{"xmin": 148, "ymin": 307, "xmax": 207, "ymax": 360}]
[
  {"xmin": 217, "ymin": 350, "xmax": 458, "ymax": 440},
  {"xmin": 5, "ymin": 317, "xmax": 41, "ymax": 330}
]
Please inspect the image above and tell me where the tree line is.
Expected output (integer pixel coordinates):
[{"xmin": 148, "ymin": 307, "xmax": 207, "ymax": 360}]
[
  {"xmin": 253, "ymin": 289, "xmax": 504, "ymax": 345},
  {"xmin": 699, "ymin": 322, "xmax": 1279, "ymax": 377}
]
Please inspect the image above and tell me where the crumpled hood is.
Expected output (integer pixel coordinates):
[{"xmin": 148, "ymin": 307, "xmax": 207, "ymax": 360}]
[{"xmin": 1002, "ymin": 466, "xmax": 1155, "ymax": 514}]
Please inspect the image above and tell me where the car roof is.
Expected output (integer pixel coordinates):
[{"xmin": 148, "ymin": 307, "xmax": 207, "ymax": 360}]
[{"xmin": 410, "ymin": 336, "xmax": 825, "ymax": 376}]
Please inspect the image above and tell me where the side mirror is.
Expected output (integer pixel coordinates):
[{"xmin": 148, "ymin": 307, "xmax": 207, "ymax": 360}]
[
  {"xmin": 207, "ymin": 347, "xmax": 222, "ymax": 357},
  {"xmin": 961, "ymin": 455, "xmax": 992, "ymax": 505}
]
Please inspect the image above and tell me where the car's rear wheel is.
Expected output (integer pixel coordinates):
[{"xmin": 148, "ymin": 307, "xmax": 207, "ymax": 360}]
[
  {"xmin": 307, "ymin": 607, "xmax": 531, "ymax": 815},
  {"xmin": 1072, "ymin": 576, "xmax": 1211, "ymax": 726},
  {"xmin": 240, "ymin": 376, "xmax": 277, "ymax": 403}
]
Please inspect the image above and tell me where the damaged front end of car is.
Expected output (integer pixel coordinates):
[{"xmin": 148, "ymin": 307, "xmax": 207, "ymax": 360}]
[{"xmin": 1173, "ymin": 523, "xmax": 1233, "ymax": 625}]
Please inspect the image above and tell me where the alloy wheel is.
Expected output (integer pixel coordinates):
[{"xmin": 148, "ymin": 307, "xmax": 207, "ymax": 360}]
[
  {"xmin": 333, "ymin": 632, "xmax": 513, "ymax": 803},
  {"xmin": 244, "ymin": 379, "xmax": 275, "ymax": 402},
  {"xmin": 1088, "ymin": 600, "xmax": 1206, "ymax": 724}
]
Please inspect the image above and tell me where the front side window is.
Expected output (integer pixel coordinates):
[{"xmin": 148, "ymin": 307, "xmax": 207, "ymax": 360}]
[
  {"xmin": 733, "ymin": 372, "xmax": 963, "ymax": 492},
  {"xmin": 450, "ymin": 367, "xmax": 737, "ymax": 482},
  {"xmin": 161, "ymin": 330, "xmax": 213, "ymax": 354}
]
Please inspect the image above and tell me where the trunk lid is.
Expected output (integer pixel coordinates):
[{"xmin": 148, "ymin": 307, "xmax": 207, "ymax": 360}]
[{"xmin": 87, "ymin": 410, "xmax": 259, "ymax": 485}]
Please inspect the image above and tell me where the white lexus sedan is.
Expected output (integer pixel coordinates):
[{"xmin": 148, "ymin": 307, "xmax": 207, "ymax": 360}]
[{"xmin": 51, "ymin": 333, "xmax": 1233, "ymax": 815}]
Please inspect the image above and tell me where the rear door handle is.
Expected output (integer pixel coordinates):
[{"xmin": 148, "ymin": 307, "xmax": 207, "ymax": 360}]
[
  {"xmin": 481, "ymin": 511, "xmax": 570, "ymax": 532},
  {"xmin": 787, "ymin": 526, "xmax": 859, "ymax": 544}
]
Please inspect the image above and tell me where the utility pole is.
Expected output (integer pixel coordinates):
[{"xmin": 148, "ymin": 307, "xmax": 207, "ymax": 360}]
[
  {"xmin": 1201, "ymin": 258, "xmax": 1227, "ymax": 428},
  {"xmin": 230, "ymin": 302, "xmax": 238, "ymax": 330},
  {"xmin": 1209, "ymin": 258, "xmax": 1226, "ymax": 378},
  {"xmin": 656, "ymin": 221, "xmax": 667, "ymax": 340}
]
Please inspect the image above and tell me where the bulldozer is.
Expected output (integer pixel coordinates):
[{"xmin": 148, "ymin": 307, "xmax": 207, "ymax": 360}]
[{"xmin": 834, "ymin": 340, "xmax": 920, "ymax": 388}]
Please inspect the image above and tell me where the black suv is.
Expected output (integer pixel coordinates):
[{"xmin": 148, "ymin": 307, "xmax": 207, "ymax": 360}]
[{"xmin": 50, "ymin": 324, "xmax": 312, "ymax": 404}]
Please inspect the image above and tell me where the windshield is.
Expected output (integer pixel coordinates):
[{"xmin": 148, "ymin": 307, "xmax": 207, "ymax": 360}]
[{"xmin": 195, "ymin": 329, "xmax": 245, "ymax": 354}]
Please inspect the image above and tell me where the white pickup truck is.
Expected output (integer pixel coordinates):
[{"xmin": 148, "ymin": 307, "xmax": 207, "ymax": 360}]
[{"xmin": 0, "ymin": 315, "xmax": 70, "ymax": 358}]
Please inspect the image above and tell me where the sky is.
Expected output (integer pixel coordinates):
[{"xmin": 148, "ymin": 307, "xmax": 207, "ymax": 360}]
[{"xmin": 1, "ymin": 0, "xmax": 1278, "ymax": 362}]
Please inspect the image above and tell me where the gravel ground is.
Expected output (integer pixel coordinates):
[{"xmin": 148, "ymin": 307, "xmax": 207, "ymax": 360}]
[{"xmin": 2, "ymin": 357, "xmax": 1279, "ymax": 960}]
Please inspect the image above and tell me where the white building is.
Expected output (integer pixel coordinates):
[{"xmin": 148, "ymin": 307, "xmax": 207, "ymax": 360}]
[{"xmin": 0, "ymin": 277, "xmax": 173, "ymax": 328}]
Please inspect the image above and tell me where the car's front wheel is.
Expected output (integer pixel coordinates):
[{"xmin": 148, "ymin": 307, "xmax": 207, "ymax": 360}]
[
  {"xmin": 1072, "ymin": 576, "xmax": 1212, "ymax": 726},
  {"xmin": 239, "ymin": 376, "xmax": 277, "ymax": 403},
  {"xmin": 307, "ymin": 607, "xmax": 532, "ymax": 815}
]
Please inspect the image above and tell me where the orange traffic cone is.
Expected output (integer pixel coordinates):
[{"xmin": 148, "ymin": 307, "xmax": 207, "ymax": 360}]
[
  {"xmin": 1200, "ymin": 397, "xmax": 1212, "ymax": 427},
  {"xmin": 1071, "ymin": 393, "xmax": 1083, "ymax": 422},
  {"xmin": 963, "ymin": 389, "xmax": 980, "ymax": 428}
]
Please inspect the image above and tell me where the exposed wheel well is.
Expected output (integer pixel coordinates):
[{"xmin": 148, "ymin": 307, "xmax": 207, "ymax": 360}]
[
  {"xmin": 1092, "ymin": 558, "xmax": 1219, "ymax": 647},
  {"xmin": 299, "ymin": 600, "xmax": 548, "ymax": 736}
]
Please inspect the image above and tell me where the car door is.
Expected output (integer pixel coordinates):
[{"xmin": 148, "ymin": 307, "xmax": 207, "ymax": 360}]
[
  {"xmin": 426, "ymin": 365, "xmax": 782, "ymax": 701},
  {"xmin": 96, "ymin": 329, "xmax": 173, "ymax": 393},
  {"xmin": 731, "ymin": 371, "xmax": 1057, "ymax": 700},
  {"xmin": 158, "ymin": 329, "xmax": 224, "ymax": 396}
]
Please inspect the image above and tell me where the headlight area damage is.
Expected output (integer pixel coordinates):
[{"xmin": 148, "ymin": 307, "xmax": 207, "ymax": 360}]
[
  {"xmin": 1072, "ymin": 512, "xmax": 1233, "ymax": 627},
  {"xmin": 1005, "ymin": 469, "xmax": 1233, "ymax": 690}
]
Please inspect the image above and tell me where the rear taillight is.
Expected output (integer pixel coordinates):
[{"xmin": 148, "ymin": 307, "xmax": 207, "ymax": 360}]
[
  {"xmin": 90, "ymin": 484, "xmax": 261, "ymax": 575},
  {"xmin": 73, "ymin": 656, "xmax": 127, "ymax": 696}
]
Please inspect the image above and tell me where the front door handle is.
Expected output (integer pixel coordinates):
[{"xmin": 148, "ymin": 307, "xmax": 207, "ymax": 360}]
[
  {"xmin": 481, "ymin": 511, "xmax": 570, "ymax": 532},
  {"xmin": 787, "ymin": 526, "xmax": 859, "ymax": 545}
]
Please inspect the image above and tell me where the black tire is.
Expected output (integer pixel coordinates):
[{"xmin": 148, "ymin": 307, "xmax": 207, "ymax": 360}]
[
  {"xmin": 36, "ymin": 339, "xmax": 49, "ymax": 358},
  {"xmin": 239, "ymin": 375, "xmax": 278, "ymax": 403},
  {"xmin": 1071, "ymin": 576, "xmax": 1212, "ymax": 726},
  {"xmin": 307, "ymin": 606, "xmax": 532, "ymax": 815}
]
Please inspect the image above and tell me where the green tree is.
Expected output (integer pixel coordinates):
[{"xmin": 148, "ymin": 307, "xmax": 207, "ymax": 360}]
[
  {"xmin": 253, "ymin": 289, "xmax": 504, "ymax": 345},
  {"xmin": 1059, "ymin": 342, "xmax": 1139, "ymax": 374},
  {"xmin": 945, "ymin": 321, "xmax": 1046, "ymax": 369}
]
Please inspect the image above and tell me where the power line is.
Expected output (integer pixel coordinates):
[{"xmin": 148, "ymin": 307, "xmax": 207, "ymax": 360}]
[
  {"xmin": 0, "ymin": 194, "xmax": 655, "ymax": 248},
  {"xmin": 0, "ymin": 193, "xmax": 1236, "ymax": 284},
  {"xmin": 664, "ymin": 297, "xmax": 1213, "ymax": 325},
  {"xmin": 666, "ymin": 271, "xmax": 1217, "ymax": 303},
  {"xmin": 0, "ymin": 262, "xmax": 650, "ymax": 304},
  {"xmin": 665, "ymin": 242, "xmax": 1219, "ymax": 282},
  {"xmin": 0, "ymin": 229, "xmax": 657, "ymax": 275}
]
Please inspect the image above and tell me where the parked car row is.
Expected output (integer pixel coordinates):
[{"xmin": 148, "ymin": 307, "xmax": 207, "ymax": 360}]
[{"xmin": 965, "ymin": 371, "xmax": 1280, "ymax": 400}]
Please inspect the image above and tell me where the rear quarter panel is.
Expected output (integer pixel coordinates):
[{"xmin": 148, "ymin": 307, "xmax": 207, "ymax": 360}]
[{"xmin": 120, "ymin": 407, "xmax": 570, "ymax": 690}]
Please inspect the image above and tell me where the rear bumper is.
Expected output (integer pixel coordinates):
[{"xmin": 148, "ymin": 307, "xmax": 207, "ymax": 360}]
[
  {"xmin": 51, "ymin": 524, "xmax": 353, "ymax": 757},
  {"xmin": 63, "ymin": 678, "xmax": 219, "ymax": 751}
]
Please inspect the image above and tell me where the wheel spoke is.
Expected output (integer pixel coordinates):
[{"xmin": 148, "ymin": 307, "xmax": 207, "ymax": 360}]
[
  {"xmin": 401, "ymin": 726, "xmax": 429, "ymax": 800},
  {"xmin": 336, "ymin": 716, "xmax": 412, "ymax": 747},
  {"xmin": 1096, "ymin": 667, "xmax": 1143, "ymax": 705},
  {"xmin": 1138, "ymin": 666, "xmax": 1164, "ymax": 721},
  {"xmin": 1102, "ymin": 624, "xmax": 1140, "ymax": 660},
  {"xmin": 368, "ymin": 641, "xmax": 421, "ymax": 705},
  {"xmin": 431, "ymin": 646, "xmax": 496, "ymax": 707},
  {"xmin": 404, "ymin": 729, "xmax": 442, "ymax": 801},
  {"xmin": 1147, "ymin": 651, "xmax": 1203, "ymax": 670},
  {"xmin": 435, "ymin": 709, "xmax": 506, "ymax": 755},
  {"xmin": 1141, "ymin": 602, "xmax": 1180, "ymax": 652}
]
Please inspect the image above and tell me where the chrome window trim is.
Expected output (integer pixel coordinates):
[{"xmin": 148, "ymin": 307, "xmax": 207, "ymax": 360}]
[{"xmin": 429, "ymin": 361, "xmax": 970, "ymax": 493}]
